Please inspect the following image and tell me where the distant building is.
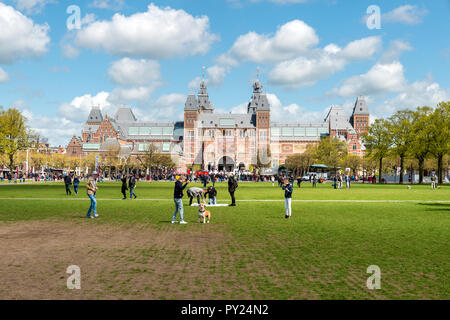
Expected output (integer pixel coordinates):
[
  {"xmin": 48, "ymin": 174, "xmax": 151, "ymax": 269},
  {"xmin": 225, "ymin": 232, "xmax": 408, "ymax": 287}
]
[{"xmin": 68, "ymin": 79, "xmax": 369, "ymax": 170}]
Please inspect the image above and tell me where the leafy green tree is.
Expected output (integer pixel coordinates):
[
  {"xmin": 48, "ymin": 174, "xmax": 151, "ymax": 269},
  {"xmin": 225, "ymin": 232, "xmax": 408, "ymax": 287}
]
[
  {"xmin": 362, "ymin": 119, "xmax": 393, "ymax": 184},
  {"xmin": 410, "ymin": 107, "xmax": 434, "ymax": 184},
  {"xmin": 0, "ymin": 108, "xmax": 35, "ymax": 172},
  {"xmin": 314, "ymin": 136, "xmax": 347, "ymax": 173},
  {"xmin": 342, "ymin": 154, "xmax": 361, "ymax": 177},
  {"xmin": 429, "ymin": 102, "xmax": 450, "ymax": 184},
  {"xmin": 285, "ymin": 148, "xmax": 316, "ymax": 177},
  {"xmin": 389, "ymin": 110, "xmax": 414, "ymax": 184}
]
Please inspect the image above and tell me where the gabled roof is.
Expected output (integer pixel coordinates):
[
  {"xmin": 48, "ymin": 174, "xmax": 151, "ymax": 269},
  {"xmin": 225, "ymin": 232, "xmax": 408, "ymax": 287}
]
[
  {"xmin": 352, "ymin": 96, "xmax": 369, "ymax": 115},
  {"xmin": 115, "ymin": 106, "xmax": 137, "ymax": 123},
  {"xmin": 87, "ymin": 107, "xmax": 103, "ymax": 123}
]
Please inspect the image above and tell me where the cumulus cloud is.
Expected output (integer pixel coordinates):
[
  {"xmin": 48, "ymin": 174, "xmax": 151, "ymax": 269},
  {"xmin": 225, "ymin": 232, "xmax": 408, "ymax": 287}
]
[
  {"xmin": 0, "ymin": 3, "xmax": 50, "ymax": 64},
  {"xmin": 108, "ymin": 58, "xmax": 161, "ymax": 86},
  {"xmin": 382, "ymin": 5, "xmax": 428, "ymax": 25},
  {"xmin": 374, "ymin": 77, "xmax": 450, "ymax": 117},
  {"xmin": 269, "ymin": 36, "xmax": 381, "ymax": 88},
  {"xmin": 58, "ymin": 91, "xmax": 115, "ymax": 123},
  {"xmin": 188, "ymin": 65, "xmax": 229, "ymax": 88},
  {"xmin": 331, "ymin": 61, "xmax": 407, "ymax": 97},
  {"xmin": 0, "ymin": 67, "xmax": 9, "ymax": 83},
  {"xmin": 213, "ymin": 18, "xmax": 381, "ymax": 88},
  {"xmin": 218, "ymin": 20, "xmax": 318, "ymax": 66},
  {"xmin": 74, "ymin": 3, "xmax": 218, "ymax": 59}
]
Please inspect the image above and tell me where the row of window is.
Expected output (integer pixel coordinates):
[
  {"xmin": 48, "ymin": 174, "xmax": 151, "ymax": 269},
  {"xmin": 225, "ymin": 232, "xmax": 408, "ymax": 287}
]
[
  {"xmin": 129, "ymin": 127, "xmax": 173, "ymax": 136},
  {"xmin": 271, "ymin": 127, "xmax": 328, "ymax": 137},
  {"xmin": 139, "ymin": 142, "xmax": 171, "ymax": 152}
]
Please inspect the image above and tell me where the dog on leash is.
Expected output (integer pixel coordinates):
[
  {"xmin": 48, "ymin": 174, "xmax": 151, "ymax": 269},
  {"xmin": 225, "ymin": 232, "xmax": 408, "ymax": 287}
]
[{"xmin": 198, "ymin": 203, "xmax": 211, "ymax": 224}]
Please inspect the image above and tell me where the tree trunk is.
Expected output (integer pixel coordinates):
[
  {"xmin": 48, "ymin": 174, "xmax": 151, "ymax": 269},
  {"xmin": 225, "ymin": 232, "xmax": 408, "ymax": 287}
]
[
  {"xmin": 399, "ymin": 155, "xmax": 404, "ymax": 184},
  {"xmin": 8, "ymin": 153, "xmax": 14, "ymax": 173},
  {"xmin": 437, "ymin": 154, "xmax": 443, "ymax": 185},
  {"xmin": 418, "ymin": 157, "xmax": 424, "ymax": 184},
  {"xmin": 379, "ymin": 157, "xmax": 383, "ymax": 184}
]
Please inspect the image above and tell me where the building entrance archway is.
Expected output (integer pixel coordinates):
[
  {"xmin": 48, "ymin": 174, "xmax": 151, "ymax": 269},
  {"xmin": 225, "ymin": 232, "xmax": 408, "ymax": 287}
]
[{"xmin": 218, "ymin": 156, "xmax": 235, "ymax": 172}]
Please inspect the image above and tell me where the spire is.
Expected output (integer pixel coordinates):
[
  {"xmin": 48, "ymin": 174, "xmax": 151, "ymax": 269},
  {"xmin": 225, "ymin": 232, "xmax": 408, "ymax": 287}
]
[
  {"xmin": 87, "ymin": 105, "xmax": 103, "ymax": 123},
  {"xmin": 352, "ymin": 96, "xmax": 369, "ymax": 115},
  {"xmin": 197, "ymin": 67, "xmax": 213, "ymax": 113}
]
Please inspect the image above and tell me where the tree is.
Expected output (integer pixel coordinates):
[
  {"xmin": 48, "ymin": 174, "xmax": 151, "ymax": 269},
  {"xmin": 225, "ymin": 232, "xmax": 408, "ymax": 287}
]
[
  {"xmin": 410, "ymin": 107, "xmax": 434, "ymax": 184},
  {"xmin": 0, "ymin": 108, "xmax": 35, "ymax": 172},
  {"xmin": 256, "ymin": 144, "xmax": 272, "ymax": 169},
  {"xmin": 429, "ymin": 102, "xmax": 450, "ymax": 184},
  {"xmin": 285, "ymin": 148, "xmax": 316, "ymax": 177},
  {"xmin": 389, "ymin": 110, "xmax": 414, "ymax": 184},
  {"xmin": 137, "ymin": 144, "xmax": 160, "ymax": 172},
  {"xmin": 314, "ymin": 136, "xmax": 347, "ymax": 173},
  {"xmin": 342, "ymin": 154, "xmax": 361, "ymax": 177},
  {"xmin": 362, "ymin": 119, "xmax": 393, "ymax": 184}
]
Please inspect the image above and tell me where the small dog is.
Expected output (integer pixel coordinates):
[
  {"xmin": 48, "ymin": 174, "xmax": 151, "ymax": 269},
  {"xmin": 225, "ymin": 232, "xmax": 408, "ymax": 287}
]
[
  {"xmin": 198, "ymin": 203, "xmax": 211, "ymax": 224},
  {"xmin": 407, "ymin": 186, "xmax": 412, "ymax": 189}
]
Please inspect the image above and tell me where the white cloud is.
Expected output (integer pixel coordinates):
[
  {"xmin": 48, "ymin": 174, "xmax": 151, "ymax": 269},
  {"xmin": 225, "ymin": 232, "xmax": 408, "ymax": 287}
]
[
  {"xmin": 331, "ymin": 61, "xmax": 407, "ymax": 97},
  {"xmin": 218, "ymin": 20, "xmax": 318, "ymax": 66},
  {"xmin": 74, "ymin": 3, "xmax": 218, "ymax": 59},
  {"xmin": 12, "ymin": 0, "xmax": 55, "ymax": 14},
  {"xmin": 382, "ymin": 5, "xmax": 428, "ymax": 25},
  {"xmin": 58, "ymin": 91, "xmax": 115, "ymax": 123},
  {"xmin": 188, "ymin": 65, "xmax": 229, "ymax": 88},
  {"xmin": 0, "ymin": 67, "xmax": 9, "ymax": 83},
  {"xmin": 108, "ymin": 58, "xmax": 161, "ymax": 86},
  {"xmin": 374, "ymin": 77, "xmax": 450, "ymax": 117},
  {"xmin": 380, "ymin": 40, "xmax": 412, "ymax": 63},
  {"xmin": 269, "ymin": 52, "xmax": 346, "ymax": 87},
  {"xmin": 0, "ymin": 3, "xmax": 50, "ymax": 64}
]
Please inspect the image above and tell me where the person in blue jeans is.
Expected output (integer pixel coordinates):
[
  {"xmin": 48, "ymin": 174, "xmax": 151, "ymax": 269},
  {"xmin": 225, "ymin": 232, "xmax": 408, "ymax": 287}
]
[
  {"xmin": 171, "ymin": 176, "xmax": 190, "ymax": 224},
  {"xmin": 86, "ymin": 171, "xmax": 99, "ymax": 219},
  {"xmin": 73, "ymin": 175, "xmax": 80, "ymax": 195}
]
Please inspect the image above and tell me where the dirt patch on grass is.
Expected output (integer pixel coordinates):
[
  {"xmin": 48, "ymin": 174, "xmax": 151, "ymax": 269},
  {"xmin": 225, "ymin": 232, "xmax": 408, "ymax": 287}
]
[{"xmin": 0, "ymin": 220, "xmax": 236, "ymax": 300}]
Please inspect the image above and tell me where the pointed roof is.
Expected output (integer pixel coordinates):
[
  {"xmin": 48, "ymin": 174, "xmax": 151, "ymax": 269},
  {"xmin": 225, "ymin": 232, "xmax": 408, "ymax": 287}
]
[
  {"xmin": 352, "ymin": 96, "xmax": 369, "ymax": 115},
  {"xmin": 115, "ymin": 106, "xmax": 137, "ymax": 123},
  {"xmin": 87, "ymin": 106, "xmax": 103, "ymax": 123},
  {"xmin": 198, "ymin": 80, "xmax": 213, "ymax": 112},
  {"xmin": 184, "ymin": 93, "xmax": 198, "ymax": 111},
  {"xmin": 248, "ymin": 80, "xmax": 270, "ymax": 114}
]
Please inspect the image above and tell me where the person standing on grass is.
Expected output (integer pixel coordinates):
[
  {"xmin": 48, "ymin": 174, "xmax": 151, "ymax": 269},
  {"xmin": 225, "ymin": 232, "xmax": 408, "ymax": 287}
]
[
  {"xmin": 228, "ymin": 173, "xmax": 238, "ymax": 206},
  {"xmin": 121, "ymin": 174, "xmax": 128, "ymax": 199},
  {"xmin": 431, "ymin": 174, "xmax": 437, "ymax": 190},
  {"xmin": 86, "ymin": 171, "xmax": 99, "ymax": 219},
  {"xmin": 64, "ymin": 173, "xmax": 72, "ymax": 195},
  {"xmin": 129, "ymin": 173, "xmax": 137, "ymax": 199},
  {"xmin": 172, "ymin": 176, "xmax": 190, "ymax": 224},
  {"xmin": 297, "ymin": 177, "xmax": 302, "ymax": 188},
  {"xmin": 73, "ymin": 175, "xmax": 80, "ymax": 196},
  {"xmin": 312, "ymin": 175, "xmax": 317, "ymax": 188},
  {"xmin": 282, "ymin": 178, "xmax": 293, "ymax": 219}
]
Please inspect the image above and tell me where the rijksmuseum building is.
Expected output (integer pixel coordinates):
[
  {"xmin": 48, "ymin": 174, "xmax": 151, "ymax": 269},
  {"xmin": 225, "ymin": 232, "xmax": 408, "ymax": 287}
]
[{"xmin": 67, "ymin": 79, "xmax": 369, "ymax": 171}]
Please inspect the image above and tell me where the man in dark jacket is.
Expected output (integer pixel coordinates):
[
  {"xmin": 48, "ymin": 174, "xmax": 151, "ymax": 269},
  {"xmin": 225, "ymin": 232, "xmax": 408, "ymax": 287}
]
[
  {"xmin": 129, "ymin": 173, "xmax": 137, "ymax": 199},
  {"xmin": 121, "ymin": 175, "xmax": 128, "ymax": 200},
  {"xmin": 172, "ymin": 176, "xmax": 190, "ymax": 224},
  {"xmin": 228, "ymin": 173, "xmax": 238, "ymax": 206},
  {"xmin": 64, "ymin": 174, "xmax": 72, "ymax": 195}
]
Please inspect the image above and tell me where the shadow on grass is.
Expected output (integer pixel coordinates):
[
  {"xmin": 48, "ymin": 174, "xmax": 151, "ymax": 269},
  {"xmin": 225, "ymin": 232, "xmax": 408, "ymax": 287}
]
[{"xmin": 417, "ymin": 203, "xmax": 450, "ymax": 212}]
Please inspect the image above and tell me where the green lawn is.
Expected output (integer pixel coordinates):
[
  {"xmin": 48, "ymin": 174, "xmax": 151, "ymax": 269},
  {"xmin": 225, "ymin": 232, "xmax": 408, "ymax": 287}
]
[{"xmin": 0, "ymin": 182, "xmax": 448, "ymax": 300}]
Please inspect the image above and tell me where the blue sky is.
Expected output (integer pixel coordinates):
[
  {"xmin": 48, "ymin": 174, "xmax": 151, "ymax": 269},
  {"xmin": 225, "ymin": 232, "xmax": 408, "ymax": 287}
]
[{"xmin": 0, "ymin": 0, "xmax": 449, "ymax": 145}]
